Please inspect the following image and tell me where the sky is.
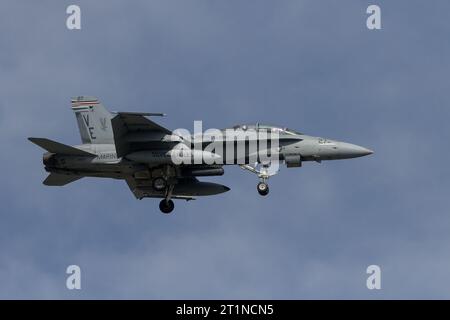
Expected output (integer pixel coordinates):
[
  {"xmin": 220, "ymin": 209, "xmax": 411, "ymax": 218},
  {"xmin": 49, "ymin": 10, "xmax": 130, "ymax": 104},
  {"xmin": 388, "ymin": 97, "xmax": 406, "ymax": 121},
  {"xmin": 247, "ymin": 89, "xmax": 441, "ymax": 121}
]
[{"xmin": 1, "ymin": 0, "xmax": 450, "ymax": 299}]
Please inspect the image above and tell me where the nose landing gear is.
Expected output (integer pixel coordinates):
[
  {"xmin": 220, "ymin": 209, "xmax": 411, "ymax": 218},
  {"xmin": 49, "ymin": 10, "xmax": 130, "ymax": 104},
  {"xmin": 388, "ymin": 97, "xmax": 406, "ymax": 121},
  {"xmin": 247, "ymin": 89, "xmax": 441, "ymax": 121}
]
[
  {"xmin": 257, "ymin": 181, "xmax": 269, "ymax": 196},
  {"xmin": 240, "ymin": 162, "xmax": 278, "ymax": 197}
]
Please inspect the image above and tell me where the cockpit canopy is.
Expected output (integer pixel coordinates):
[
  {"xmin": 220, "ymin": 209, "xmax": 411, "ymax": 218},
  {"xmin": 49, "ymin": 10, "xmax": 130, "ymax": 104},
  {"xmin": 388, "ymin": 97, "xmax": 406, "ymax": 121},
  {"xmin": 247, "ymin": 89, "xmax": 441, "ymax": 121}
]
[{"xmin": 231, "ymin": 123, "xmax": 303, "ymax": 135}]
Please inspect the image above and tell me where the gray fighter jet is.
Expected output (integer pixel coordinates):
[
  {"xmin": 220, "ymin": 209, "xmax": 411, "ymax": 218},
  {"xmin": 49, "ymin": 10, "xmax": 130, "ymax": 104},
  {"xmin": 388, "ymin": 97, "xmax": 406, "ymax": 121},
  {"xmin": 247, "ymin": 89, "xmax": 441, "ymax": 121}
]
[{"xmin": 29, "ymin": 96, "xmax": 373, "ymax": 213}]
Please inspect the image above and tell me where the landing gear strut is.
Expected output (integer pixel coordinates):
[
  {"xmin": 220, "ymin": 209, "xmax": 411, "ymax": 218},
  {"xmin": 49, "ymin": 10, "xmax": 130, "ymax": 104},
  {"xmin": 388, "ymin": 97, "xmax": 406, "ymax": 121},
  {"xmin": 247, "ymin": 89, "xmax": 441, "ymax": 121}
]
[{"xmin": 159, "ymin": 199, "xmax": 174, "ymax": 214}]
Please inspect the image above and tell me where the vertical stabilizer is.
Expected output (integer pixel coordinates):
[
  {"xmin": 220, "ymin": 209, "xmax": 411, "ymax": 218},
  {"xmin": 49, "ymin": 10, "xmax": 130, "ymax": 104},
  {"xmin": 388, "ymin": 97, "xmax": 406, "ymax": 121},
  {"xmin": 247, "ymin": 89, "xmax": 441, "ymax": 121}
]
[{"xmin": 71, "ymin": 96, "xmax": 114, "ymax": 144}]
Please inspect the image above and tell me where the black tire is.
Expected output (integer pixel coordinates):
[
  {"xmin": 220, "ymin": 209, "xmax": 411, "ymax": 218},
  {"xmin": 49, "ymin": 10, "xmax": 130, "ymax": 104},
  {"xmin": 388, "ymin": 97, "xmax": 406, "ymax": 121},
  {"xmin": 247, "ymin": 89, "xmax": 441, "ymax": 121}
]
[
  {"xmin": 257, "ymin": 182, "xmax": 269, "ymax": 196},
  {"xmin": 159, "ymin": 199, "xmax": 174, "ymax": 214},
  {"xmin": 152, "ymin": 177, "xmax": 167, "ymax": 191}
]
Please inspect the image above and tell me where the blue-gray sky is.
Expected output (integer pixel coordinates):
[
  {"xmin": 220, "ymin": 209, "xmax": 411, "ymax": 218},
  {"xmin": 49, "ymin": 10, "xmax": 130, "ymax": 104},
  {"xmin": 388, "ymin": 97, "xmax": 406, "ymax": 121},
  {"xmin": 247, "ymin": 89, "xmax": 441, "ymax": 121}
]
[{"xmin": 1, "ymin": 0, "xmax": 450, "ymax": 299}]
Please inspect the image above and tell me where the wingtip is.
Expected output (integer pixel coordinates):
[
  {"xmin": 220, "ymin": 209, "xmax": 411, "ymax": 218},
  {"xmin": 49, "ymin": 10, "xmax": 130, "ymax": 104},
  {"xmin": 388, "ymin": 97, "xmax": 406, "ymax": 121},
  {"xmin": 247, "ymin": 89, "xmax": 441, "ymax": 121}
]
[
  {"xmin": 28, "ymin": 137, "xmax": 48, "ymax": 147},
  {"xmin": 28, "ymin": 137, "xmax": 41, "ymax": 144}
]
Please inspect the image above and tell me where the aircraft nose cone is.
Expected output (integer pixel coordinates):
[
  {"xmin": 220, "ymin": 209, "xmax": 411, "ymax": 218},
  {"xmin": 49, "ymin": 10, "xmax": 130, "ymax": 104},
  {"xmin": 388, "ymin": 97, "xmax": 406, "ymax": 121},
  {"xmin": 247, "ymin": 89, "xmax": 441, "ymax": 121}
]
[
  {"xmin": 339, "ymin": 142, "xmax": 373, "ymax": 158},
  {"xmin": 364, "ymin": 148, "xmax": 374, "ymax": 156}
]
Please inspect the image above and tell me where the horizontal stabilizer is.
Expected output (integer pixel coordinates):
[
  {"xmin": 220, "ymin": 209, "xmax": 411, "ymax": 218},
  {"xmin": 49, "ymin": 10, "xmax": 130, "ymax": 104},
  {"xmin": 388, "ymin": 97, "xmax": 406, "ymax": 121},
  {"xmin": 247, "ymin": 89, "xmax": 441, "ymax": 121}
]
[
  {"xmin": 28, "ymin": 138, "xmax": 95, "ymax": 156},
  {"xmin": 43, "ymin": 173, "xmax": 83, "ymax": 186}
]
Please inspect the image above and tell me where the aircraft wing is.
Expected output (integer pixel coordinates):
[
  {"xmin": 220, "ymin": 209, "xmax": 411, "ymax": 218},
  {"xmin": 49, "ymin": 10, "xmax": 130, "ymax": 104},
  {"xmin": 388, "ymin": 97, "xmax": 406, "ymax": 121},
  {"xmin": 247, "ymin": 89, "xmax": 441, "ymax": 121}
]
[{"xmin": 111, "ymin": 112, "xmax": 174, "ymax": 157}]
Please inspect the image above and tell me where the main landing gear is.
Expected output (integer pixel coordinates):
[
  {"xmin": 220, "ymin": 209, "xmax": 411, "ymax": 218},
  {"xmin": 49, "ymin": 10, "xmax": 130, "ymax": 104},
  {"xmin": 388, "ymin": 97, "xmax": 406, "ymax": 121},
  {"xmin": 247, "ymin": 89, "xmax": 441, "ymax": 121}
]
[
  {"xmin": 152, "ymin": 166, "xmax": 176, "ymax": 214},
  {"xmin": 159, "ymin": 199, "xmax": 174, "ymax": 214},
  {"xmin": 158, "ymin": 182, "xmax": 175, "ymax": 214}
]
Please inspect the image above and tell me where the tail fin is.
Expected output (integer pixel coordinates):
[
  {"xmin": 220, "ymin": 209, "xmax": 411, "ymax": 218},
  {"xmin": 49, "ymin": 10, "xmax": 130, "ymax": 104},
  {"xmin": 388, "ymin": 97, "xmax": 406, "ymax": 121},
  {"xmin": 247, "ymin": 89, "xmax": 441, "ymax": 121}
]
[
  {"xmin": 28, "ymin": 137, "xmax": 95, "ymax": 156},
  {"xmin": 71, "ymin": 96, "xmax": 114, "ymax": 144}
]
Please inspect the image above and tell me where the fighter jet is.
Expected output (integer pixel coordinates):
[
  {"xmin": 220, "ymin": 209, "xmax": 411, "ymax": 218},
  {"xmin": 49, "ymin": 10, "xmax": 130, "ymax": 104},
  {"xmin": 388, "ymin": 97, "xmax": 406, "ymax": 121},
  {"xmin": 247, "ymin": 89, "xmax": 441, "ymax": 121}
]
[{"xmin": 29, "ymin": 96, "xmax": 373, "ymax": 214}]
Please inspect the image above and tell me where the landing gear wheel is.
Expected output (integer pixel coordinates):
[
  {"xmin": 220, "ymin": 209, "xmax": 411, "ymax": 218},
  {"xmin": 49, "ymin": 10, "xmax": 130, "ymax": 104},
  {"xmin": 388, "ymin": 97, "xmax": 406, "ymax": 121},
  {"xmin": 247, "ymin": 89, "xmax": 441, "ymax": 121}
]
[
  {"xmin": 257, "ymin": 182, "xmax": 269, "ymax": 196},
  {"xmin": 159, "ymin": 199, "xmax": 174, "ymax": 214},
  {"xmin": 152, "ymin": 177, "xmax": 167, "ymax": 191}
]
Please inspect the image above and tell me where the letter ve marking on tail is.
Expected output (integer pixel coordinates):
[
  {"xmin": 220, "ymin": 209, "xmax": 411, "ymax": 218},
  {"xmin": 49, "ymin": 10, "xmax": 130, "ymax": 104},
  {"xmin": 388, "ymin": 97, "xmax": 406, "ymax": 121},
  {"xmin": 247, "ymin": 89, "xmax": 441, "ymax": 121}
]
[{"xmin": 82, "ymin": 114, "xmax": 96, "ymax": 140}]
